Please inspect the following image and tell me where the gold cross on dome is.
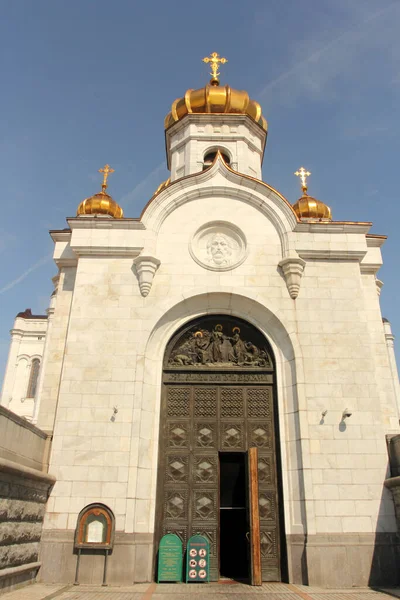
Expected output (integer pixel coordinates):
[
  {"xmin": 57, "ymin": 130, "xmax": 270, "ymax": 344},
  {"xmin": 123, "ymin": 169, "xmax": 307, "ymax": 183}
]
[
  {"xmin": 202, "ymin": 52, "xmax": 228, "ymax": 84},
  {"xmin": 99, "ymin": 164, "xmax": 115, "ymax": 192},
  {"xmin": 294, "ymin": 166, "xmax": 311, "ymax": 193}
]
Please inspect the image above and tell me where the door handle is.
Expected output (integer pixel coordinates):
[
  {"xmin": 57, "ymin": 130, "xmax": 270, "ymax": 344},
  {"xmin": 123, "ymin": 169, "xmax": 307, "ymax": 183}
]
[{"xmin": 246, "ymin": 532, "xmax": 250, "ymax": 542}]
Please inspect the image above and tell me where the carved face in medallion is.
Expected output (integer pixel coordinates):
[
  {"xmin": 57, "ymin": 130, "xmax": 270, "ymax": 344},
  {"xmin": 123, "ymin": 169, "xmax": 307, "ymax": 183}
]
[
  {"xmin": 207, "ymin": 233, "xmax": 233, "ymax": 266},
  {"xmin": 189, "ymin": 221, "xmax": 247, "ymax": 272}
]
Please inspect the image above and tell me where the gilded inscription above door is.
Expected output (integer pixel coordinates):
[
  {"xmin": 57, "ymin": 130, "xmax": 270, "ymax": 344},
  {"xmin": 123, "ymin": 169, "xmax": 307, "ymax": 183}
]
[{"xmin": 156, "ymin": 316, "xmax": 282, "ymax": 582}]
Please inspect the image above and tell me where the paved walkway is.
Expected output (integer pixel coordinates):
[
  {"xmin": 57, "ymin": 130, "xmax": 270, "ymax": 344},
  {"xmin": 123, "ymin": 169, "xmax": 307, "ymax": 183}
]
[{"xmin": 3, "ymin": 583, "xmax": 400, "ymax": 600}]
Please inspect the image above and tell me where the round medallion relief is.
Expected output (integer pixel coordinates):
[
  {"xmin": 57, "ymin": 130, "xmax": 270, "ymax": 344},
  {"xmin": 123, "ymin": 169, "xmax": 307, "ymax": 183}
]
[{"xmin": 189, "ymin": 221, "xmax": 247, "ymax": 271}]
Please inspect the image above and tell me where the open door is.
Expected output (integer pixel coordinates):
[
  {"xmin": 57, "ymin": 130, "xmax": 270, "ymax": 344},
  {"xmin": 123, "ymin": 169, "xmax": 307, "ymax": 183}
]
[{"xmin": 246, "ymin": 447, "xmax": 262, "ymax": 586}]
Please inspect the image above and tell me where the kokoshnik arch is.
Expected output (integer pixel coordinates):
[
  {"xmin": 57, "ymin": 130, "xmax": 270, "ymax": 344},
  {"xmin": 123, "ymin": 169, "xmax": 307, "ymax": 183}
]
[{"xmin": 1, "ymin": 53, "xmax": 400, "ymax": 588}]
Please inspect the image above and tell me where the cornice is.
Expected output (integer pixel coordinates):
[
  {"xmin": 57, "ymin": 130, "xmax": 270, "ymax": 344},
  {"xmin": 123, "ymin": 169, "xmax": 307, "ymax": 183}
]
[
  {"xmin": 70, "ymin": 245, "xmax": 143, "ymax": 258},
  {"xmin": 294, "ymin": 222, "xmax": 372, "ymax": 234},
  {"xmin": 67, "ymin": 218, "xmax": 145, "ymax": 230},
  {"xmin": 50, "ymin": 230, "xmax": 71, "ymax": 243},
  {"xmin": 297, "ymin": 249, "xmax": 367, "ymax": 262},
  {"xmin": 366, "ymin": 234, "xmax": 387, "ymax": 248}
]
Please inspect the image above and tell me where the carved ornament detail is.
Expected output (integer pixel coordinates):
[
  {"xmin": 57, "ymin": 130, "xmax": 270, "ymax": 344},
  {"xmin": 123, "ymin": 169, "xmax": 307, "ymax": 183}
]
[
  {"xmin": 189, "ymin": 221, "xmax": 247, "ymax": 272},
  {"xmin": 278, "ymin": 256, "xmax": 306, "ymax": 299},
  {"xmin": 167, "ymin": 323, "xmax": 272, "ymax": 369},
  {"xmin": 133, "ymin": 255, "xmax": 160, "ymax": 297}
]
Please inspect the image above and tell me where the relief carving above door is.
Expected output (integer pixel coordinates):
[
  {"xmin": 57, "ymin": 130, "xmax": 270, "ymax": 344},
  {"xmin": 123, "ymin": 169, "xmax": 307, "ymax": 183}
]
[{"xmin": 166, "ymin": 321, "xmax": 272, "ymax": 369}]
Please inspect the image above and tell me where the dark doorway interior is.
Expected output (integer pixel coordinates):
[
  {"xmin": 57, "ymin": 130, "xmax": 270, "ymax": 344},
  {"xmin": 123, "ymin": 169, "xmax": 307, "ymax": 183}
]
[{"xmin": 219, "ymin": 452, "xmax": 249, "ymax": 580}]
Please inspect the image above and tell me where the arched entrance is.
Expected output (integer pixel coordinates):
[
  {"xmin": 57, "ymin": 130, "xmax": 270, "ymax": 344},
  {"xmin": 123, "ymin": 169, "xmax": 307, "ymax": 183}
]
[{"xmin": 155, "ymin": 315, "xmax": 283, "ymax": 583}]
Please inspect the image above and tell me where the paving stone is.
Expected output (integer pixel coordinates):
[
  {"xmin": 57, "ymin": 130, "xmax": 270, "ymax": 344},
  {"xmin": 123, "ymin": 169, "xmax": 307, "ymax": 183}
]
[{"xmin": 1, "ymin": 582, "xmax": 399, "ymax": 600}]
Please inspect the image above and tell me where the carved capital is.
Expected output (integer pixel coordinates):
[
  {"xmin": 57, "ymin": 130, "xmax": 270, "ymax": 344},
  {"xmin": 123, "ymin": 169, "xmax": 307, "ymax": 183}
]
[
  {"xmin": 278, "ymin": 257, "xmax": 306, "ymax": 299},
  {"xmin": 133, "ymin": 255, "xmax": 160, "ymax": 297}
]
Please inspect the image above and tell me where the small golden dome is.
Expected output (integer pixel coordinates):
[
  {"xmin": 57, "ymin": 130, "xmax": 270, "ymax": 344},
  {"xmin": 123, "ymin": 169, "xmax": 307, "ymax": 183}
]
[
  {"xmin": 293, "ymin": 194, "xmax": 332, "ymax": 220},
  {"xmin": 293, "ymin": 166, "xmax": 331, "ymax": 221},
  {"xmin": 76, "ymin": 164, "xmax": 124, "ymax": 218},
  {"xmin": 164, "ymin": 82, "xmax": 267, "ymax": 131},
  {"xmin": 77, "ymin": 191, "xmax": 124, "ymax": 218}
]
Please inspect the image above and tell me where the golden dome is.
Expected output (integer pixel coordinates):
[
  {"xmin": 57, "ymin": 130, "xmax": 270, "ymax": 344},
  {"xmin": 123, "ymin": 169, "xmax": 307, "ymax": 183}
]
[
  {"xmin": 77, "ymin": 191, "xmax": 124, "ymax": 218},
  {"xmin": 76, "ymin": 164, "xmax": 124, "ymax": 218},
  {"xmin": 164, "ymin": 82, "xmax": 267, "ymax": 131},
  {"xmin": 293, "ymin": 166, "xmax": 331, "ymax": 221},
  {"xmin": 293, "ymin": 194, "xmax": 332, "ymax": 221}
]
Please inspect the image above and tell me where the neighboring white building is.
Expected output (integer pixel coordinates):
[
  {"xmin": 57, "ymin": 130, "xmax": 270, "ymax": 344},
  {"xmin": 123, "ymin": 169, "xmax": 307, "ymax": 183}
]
[
  {"xmin": 1, "ymin": 58, "xmax": 399, "ymax": 588},
  {"xmin": 1, "ymin": 309, "xmax": 47, "ymax": 421}
]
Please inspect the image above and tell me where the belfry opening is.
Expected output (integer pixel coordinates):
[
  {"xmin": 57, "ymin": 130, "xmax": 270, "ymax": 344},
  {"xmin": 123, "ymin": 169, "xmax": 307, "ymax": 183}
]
[{"xmin": 155, "ymin": 315, "xmax": 285, "ymax": 583}]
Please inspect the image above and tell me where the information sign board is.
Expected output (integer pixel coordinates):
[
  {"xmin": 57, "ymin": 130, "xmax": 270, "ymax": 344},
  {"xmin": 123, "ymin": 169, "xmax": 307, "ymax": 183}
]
[
  {"xmin": 186, "ymin": 535, "xmax": 210, "ymax": 583},
  {"xmin": 157, "ymin": 534, "xmax": 183, "ymax": 582}
]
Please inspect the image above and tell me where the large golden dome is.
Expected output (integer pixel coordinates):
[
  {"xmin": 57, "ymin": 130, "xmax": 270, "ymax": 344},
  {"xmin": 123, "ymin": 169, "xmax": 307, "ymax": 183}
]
[
  {"xmin": 164, "ymin": 82, "xmax": 267, "ymax": 131},
  {"xmin": 76, "ymin": 164, "xmax": 124, "ymax": 219}
]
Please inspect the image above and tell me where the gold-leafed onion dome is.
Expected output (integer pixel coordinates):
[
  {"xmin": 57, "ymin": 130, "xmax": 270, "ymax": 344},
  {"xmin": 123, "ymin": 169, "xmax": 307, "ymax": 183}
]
[
  {"xmin": 292, "ymin": 195, "xmax": 332, "ymax": 220},
  {"xmin": 292, "ymin": 167, "xmax": 332, "ymax": 221},
  {"xmin": 164, "ymin": 52, "xmax": 267, "ymax": 131},
  {"xmin": 76, "ymin": 164, "xmax": 124, "ymax": 218}
]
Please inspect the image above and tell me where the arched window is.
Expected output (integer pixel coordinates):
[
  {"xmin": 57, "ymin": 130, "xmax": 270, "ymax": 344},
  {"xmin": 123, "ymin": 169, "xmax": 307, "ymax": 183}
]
[
  {"xmin": 26, "ymin": 359, "xmax": 40, "ymax": 398},
  {"xmin": 203, "ymin": 149, "xmax": 230, "ymax": 170}
]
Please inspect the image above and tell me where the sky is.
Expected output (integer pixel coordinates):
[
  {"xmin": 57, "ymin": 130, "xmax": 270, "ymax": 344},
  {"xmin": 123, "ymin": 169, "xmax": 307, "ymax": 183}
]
[{"xmin": 0, "ymin": 0, "xmax": 399, "ymax": 386}]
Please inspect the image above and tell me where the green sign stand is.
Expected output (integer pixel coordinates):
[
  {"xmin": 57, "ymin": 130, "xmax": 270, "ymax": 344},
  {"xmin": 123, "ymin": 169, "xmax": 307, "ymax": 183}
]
[
  {"xmin": 186, "ymin": 535, "xmax": 210, "ymax": 583},
  {"xmin": 157, "ymin": 534, "xmax": 183, "ymax": 582}
]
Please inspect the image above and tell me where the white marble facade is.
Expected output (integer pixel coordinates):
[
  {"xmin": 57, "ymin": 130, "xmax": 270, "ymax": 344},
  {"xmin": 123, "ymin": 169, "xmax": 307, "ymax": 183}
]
[
  {"xmin": 1, "ymin": 310, "xmax": 47, "ymax": 420},
  {"xmin": 3, "ymin": 105, "xmax": 400, "ymax": 586}
]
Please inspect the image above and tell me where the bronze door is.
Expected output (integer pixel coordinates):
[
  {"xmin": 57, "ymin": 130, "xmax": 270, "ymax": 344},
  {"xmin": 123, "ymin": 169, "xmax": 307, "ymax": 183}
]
[
  {"xmin": 247, "ymin": 447, "xmax": 262, "ymax": 585},
  {"xmin": 155, "ymin": 316, "xmax": 281, "ymax": 582}
]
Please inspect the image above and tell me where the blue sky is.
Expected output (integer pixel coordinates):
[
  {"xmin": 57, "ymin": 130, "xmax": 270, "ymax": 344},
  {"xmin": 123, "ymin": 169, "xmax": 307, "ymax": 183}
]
[{"xmin": 1, "ymin": 0, "xmax": 399, "ymax": 386}]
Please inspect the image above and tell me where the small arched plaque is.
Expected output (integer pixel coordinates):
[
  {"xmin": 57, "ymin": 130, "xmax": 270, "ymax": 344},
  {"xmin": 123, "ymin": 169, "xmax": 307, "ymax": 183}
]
[{"xmin": 75, "ymin": 504, "xmax": 115, "ymax": 550}]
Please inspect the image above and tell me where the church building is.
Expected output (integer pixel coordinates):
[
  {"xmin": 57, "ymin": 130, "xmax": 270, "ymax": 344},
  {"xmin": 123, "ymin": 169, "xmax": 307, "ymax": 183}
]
[{"xmin": 1, "ymin": 53, "xmax": 400, "ymax": 588}]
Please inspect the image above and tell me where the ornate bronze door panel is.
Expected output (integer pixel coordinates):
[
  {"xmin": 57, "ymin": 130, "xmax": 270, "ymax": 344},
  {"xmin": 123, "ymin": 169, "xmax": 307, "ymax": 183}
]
[{"xmin": 156, "ymin": 316, "xmax": 281, "ymax": 582}]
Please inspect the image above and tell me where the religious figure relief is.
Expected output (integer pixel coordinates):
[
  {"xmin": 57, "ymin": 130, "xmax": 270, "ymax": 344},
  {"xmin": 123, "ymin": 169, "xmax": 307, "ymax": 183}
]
[
  {"xmin": 167, "ymin": 324, "xmax": 271, "ymax": 368},
  {"xmin": 206, "ymin": 233, "xmax": 234, "ymax": 267},
  {"xmin": 189, "ymin": 221, "xmax": 247, "ymax": 272}
]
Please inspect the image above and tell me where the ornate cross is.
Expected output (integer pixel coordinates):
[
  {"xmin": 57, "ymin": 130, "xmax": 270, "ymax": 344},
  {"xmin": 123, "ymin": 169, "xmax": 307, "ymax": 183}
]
[
  {"xmin": 294, "ymin": 166, "xmax": 311, "ymax": 193},
  {"xmin": 99, "ymin": 164, "xmax": 115, "ymax": 192},
  {"xmin": 202, "ymin": 52, "xmax": 228, "ymax": 84}
]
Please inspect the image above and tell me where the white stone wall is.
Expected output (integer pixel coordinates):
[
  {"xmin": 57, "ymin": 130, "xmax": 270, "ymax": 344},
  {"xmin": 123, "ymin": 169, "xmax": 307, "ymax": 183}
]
[
  {"xmin": 1, "ymin": 315, "xmax": 47, "ymax": 421},
  {"xmin": 36, "ymin": 142, "xmax": 399, "ymax": 551}
]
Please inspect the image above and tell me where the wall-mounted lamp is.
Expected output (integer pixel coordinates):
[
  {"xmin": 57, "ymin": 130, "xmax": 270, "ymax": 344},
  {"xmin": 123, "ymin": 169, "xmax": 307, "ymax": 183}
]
[
  {"xmin": 321, "ymin": 410, "xmax": 328, "ymax": 418},
  {"xmin": 342, "ymin": 408, "xmax": 352, "ymax": 420}
]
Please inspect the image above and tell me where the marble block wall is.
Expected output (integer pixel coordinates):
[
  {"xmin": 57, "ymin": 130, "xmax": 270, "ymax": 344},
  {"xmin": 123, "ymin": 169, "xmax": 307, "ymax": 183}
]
[{"xmin": 33, "ymin": 156, "xmax": 400, "ymax": 587}]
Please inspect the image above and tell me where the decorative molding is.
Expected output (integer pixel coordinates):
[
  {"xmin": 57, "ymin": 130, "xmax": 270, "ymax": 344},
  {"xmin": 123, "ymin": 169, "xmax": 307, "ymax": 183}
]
[
  {"xmin": 376, "ymin": 279, "xmax": 384, "ymax": 296},
  {"xmin": 360, "ymin": 262, "xmax": 382, "ymax": 275},
  {"xmin": 294, "ymin": 223, "xmax": 372, "ymax": 234},
  {"xmin": 297, "ymin": 249, "xmax": 366, "ymax": 262},
  {"xmin": 133, "ymin": 255, "xmax": 160, "ymax": 297},
  {"xmin": 71, "ymin": 245, "xmax": 143, "ymax": 258},
  {"xmin": 278, "ymin": 257, "xmax": 306, "ymax": 299},
  {"xmin": 67, "ymin": 218, "xmax": 145, "ymax": 230}
]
